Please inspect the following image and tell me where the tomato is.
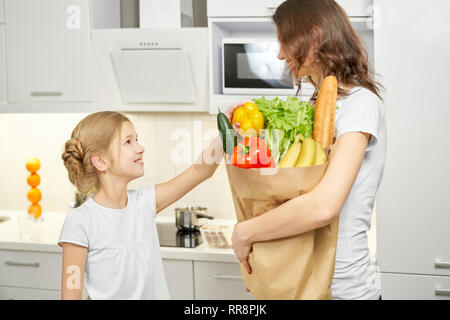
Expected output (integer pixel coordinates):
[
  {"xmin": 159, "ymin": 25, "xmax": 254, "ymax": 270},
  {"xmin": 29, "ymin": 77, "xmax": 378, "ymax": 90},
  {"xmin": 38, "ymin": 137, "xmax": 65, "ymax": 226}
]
[{"xmin": 232, "ymin": 136, "xmax": 274, "ymax": 169}]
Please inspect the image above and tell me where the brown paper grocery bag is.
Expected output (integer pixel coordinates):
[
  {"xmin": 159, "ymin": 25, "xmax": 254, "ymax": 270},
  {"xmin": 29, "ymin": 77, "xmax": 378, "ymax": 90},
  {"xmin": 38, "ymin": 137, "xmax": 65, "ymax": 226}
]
[{"xmin": 225, "ymin": 146, "xmax": 339, "ymax": 300}]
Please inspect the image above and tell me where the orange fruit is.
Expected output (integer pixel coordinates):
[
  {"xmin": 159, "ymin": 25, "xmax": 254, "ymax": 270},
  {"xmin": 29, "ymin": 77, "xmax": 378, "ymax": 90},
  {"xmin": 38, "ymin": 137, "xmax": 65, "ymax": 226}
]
[
  {"xmin": 27, "ymin": 188, "xmax": 42, "ymax": 204},
  {"xmin": 28, "ymin": 204, "xmax": 42, "ymax": 219},
  {"xmin": 26, "ymin": 158, "xmax": 41, "ymax": 173},
  {"xmin": 27, "ymin": 173, "xmax": 41, "ymax": 188}
]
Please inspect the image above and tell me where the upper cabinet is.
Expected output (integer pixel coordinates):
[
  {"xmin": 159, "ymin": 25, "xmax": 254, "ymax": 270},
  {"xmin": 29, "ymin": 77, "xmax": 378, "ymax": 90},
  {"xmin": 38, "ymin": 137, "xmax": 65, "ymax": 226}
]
[
  {"xmin": 207, "ymin": 0, "xmax": 285, "ymax": 17},
  {"xmin": 0, "ymin": 25, "xmax": 6, "ymax": 104},
  {"xmin": 0, "ymin": 0, "xmax": 5, "ymax": 104},
  {"xmin": 336, "ymin": 0, "xmax": 373, "ymax": 17},
  {"xmin": 139, "ymin": 0, "xmax": 207, "ymax": 28},
  {"xmin": 207, "ymin": 0, "xmax": 373, "ymax": 17},
  {"xmin": 0, "ymin": 0, "xmax": 4, "ymax": 23},
  {"xmin": 4, "ymin": 0, "xmax": 92, "ymax": 103}
]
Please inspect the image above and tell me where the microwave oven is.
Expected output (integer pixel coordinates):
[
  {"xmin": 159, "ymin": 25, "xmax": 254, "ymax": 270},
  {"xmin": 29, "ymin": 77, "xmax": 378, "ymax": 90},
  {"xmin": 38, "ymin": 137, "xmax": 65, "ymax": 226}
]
[{"xmin": 222, "ymin": 38, "xmax": 300, "ymax": 96}]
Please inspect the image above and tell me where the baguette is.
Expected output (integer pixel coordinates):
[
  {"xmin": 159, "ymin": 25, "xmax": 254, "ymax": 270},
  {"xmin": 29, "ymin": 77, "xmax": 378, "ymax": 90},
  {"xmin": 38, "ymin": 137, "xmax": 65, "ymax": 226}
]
[{"xmin": 313, "ymin": 75, "xmax": 338, "ymax": 148}]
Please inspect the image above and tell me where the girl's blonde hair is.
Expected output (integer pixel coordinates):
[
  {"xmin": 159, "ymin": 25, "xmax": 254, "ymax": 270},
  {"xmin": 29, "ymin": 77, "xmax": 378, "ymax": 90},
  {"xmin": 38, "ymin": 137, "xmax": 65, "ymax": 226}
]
[{"xmin": 61, "ymin": 111, "xmax": 130, "ymax": 197}]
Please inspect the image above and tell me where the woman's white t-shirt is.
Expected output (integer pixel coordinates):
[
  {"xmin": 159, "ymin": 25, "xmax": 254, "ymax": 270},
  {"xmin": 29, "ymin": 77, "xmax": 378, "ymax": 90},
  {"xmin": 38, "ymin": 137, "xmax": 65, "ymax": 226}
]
[
  {"xmin": 58, "ymin": 186, "xmax": 170, "ymax": 300},
  {"xmin": 331, "ymin": 86, "xmax": 386, "ymax": 300}
]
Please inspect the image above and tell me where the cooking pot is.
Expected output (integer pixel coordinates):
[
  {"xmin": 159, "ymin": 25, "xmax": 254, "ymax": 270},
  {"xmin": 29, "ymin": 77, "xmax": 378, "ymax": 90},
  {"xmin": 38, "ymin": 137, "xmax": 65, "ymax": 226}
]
[{"xmin": 175, "ymin": 206, "xmax": 214, "ymax": 232}]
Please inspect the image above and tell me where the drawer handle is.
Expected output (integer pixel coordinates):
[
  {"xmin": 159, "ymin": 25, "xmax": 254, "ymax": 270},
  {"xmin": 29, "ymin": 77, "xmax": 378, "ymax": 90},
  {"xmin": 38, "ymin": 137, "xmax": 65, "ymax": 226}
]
[
  {"xmin": 435, "ymin": 287, "xmax": 450, "ymax": 296},
  {"xmin": 213, "ymin": 273, "xmax": 243, "ymax": 281},
  {"xmin": 30, "ymin": 91, "xmax": 63, "ymax": 97},
  {"xmin": 5, "ymin": 259, "xmax": 40, "ymax": 267},
  {"xmin": 435, "ymin": 259, "xmax": 450, "ymax": 269}
]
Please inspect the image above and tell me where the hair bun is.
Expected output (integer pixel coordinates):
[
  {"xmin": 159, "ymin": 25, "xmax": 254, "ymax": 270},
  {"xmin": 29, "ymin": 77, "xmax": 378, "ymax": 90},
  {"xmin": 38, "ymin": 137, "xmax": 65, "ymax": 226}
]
[
  {"xmin": 62, "ymin": 138, "xmax": 86, "ymax": 188},
  {"xmin": 62, "ymin": 138, "xmax": 84, "ymax": 163}
]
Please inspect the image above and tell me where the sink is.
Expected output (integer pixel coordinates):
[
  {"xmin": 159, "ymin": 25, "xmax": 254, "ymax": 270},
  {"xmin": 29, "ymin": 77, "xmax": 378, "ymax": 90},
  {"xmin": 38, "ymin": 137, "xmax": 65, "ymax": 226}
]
[{"xmin": 0, "ymin": 216, "xmax": 11, "ymax": 224}]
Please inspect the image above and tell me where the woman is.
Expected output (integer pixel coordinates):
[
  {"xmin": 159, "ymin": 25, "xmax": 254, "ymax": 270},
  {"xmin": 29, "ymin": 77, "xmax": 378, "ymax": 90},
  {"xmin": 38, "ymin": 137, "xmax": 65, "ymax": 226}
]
[{"xmin": 230, "ymin": 0, "xmax": 386, "ymax": 300}]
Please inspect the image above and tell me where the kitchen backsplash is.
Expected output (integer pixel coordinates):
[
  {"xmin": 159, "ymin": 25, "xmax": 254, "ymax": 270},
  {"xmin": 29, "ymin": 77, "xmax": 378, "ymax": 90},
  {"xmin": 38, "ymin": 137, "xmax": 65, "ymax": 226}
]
[{"xmin": 0, "ymin": 112, "xmax": 236, "ymax": 219}]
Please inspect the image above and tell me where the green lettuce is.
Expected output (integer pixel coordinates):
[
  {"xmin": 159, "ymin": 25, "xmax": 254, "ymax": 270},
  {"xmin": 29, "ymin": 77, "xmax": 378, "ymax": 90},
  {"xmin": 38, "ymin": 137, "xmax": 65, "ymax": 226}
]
[{"xmin": 253, "ymin": 96, "xmax": 315, "ymax": 164}]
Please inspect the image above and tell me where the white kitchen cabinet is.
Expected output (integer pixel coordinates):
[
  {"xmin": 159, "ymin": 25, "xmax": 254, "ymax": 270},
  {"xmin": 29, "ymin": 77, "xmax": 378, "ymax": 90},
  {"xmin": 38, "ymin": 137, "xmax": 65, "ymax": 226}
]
[
  {"xmin": 194, "ymin": 261, "xmax": 255, "ymax": 300},
  {"xmin": 381, "ymin": 273, "xmax": 450, "ymax": 300},
  {"xmin": 0, "ymin": 249, "xmax": 62, "ymax": 290},
  {"xmin": 0, "ymin": 0, "xmax": 4, "ymax": 23},
  {"xmin": 0, "ymin": 25, "xmax": 6, "ymax": 103},
  {"xmin": 335, "ymin": 0, "xmax": 373, "ymax": 17},
  {"xmin": 0, "ymin": 286, "xmax": 60, "ymax": 300},
  {"xmin": 207, "ymin": 0, "xmax": 373, "ymax": 18},
  {"xmin": 207, "ymin": 0, "xmax": 285, "ymax": 18},
  {"xmin": 374, "ymin": 0, "xmax": 450, "ymax": 278},
  {"xmin": 4, "ymin": 0, "xmax": 92, "ymax": 103},
  {"xmin": 163, "ymin": 259, "xmax": 195, "ymax": 300}
]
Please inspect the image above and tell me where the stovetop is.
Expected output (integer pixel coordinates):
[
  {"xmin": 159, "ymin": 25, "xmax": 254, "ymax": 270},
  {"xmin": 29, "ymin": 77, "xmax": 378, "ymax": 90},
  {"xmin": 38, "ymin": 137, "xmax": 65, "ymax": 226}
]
[{"xmin": 156, "ymin": 222, "xmax": 203, "ymax": 248}]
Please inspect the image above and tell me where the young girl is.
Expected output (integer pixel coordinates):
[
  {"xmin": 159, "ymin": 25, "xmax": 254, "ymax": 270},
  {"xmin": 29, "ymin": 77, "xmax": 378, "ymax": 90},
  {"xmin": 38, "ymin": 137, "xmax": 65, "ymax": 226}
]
[
  {"xmin": 58, "ymin": 110, "xmax": 232, "ymax": 300},
  {"xmin": 230, "ymin": 0, "xmax": 386, "ymax": 300}
]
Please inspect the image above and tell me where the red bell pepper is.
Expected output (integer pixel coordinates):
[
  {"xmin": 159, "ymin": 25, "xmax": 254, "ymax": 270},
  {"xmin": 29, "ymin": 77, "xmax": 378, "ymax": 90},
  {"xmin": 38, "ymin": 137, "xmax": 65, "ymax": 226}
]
[{"xmin": 232, "ymin": 136, "xmax": 274, "ymax": 169}]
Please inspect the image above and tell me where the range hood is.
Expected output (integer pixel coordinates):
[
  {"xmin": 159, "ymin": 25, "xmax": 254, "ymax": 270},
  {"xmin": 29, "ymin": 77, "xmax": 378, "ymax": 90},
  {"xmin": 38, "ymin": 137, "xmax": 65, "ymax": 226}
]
[
  {"xmin": 111, "ymin": 49, "xmax": 196, "ymax": 103},
  {"xmin": 91, "ymin": 28, "xmax": 209, "ymax": 112}
]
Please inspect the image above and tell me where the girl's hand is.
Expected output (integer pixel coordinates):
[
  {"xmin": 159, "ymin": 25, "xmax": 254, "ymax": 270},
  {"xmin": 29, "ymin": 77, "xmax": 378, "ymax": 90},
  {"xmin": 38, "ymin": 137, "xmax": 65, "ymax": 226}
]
[{"xmin": 231, "ymin": 222, "xmax": 253, "ymax": 274}]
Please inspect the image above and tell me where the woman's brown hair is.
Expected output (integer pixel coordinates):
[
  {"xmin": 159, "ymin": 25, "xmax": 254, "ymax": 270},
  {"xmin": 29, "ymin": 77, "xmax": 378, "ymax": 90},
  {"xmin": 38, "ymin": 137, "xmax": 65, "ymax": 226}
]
[
  {"xmin": 273, "ymin": 0, "xmax": 383, "ymax": 101},
  {"xmin": 61, "ymin": 111, "xmax": 130, "ymax": 200}
]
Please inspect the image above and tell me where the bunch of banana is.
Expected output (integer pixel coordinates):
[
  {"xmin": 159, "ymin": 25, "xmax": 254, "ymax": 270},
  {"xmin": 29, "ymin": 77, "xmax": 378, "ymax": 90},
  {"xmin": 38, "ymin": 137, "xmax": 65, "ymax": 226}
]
[
  {"xmin": 278, "ymin": 135, "xmax": 303, "ymax": 168},
  {"xmin": 278, "ymin": 135, "xmax": 327, "ymax": 168}
]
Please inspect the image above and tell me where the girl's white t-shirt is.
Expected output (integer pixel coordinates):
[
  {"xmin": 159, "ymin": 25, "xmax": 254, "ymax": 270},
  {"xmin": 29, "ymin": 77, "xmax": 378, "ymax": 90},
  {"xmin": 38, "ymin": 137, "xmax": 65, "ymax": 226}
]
[
  {"xmin": 330, "ymin": 86, "xmax": 386, "ymax": 300},
  {"xmin": 58, "ymin": 186, "xmax": 170, "ymax": 300}
]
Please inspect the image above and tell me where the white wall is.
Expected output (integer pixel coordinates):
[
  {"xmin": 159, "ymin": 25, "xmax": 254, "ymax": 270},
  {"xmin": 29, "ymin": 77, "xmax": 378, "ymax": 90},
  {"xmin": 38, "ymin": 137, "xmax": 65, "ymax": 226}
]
[{"xmin": 0, "ymin": 112, "xmax": 236, "ymax": 219}]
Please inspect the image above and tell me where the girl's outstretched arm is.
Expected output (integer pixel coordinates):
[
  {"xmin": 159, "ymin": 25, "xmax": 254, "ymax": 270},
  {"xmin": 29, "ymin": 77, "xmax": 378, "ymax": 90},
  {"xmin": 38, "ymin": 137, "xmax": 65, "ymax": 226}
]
[
  {"xmin": 155, "ymin": 102, "xmax": 246, "ymax": 214},
  {"xmin": 61, "ymin": 242, "xmax": 88, "ymax": 300},
  {"xmin": 155, "ymin": 135, "xmax": 223, "ymax": 213}
]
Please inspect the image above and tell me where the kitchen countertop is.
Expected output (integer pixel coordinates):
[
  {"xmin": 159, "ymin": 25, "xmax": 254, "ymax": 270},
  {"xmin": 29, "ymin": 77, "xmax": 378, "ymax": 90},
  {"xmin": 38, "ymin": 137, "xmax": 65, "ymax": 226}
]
[
  {"xmin": 0, "ymin": 210, "xmax": 239, "ymax": 263},
  {"xmin": 0, "ymin": 209, "xmax": 377, "ymax": 265}
]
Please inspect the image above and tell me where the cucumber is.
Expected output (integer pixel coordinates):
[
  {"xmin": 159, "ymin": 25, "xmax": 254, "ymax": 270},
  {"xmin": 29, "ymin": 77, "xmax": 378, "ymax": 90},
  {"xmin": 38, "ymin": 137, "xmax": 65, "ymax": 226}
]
[{"xmin": 217, "ymin": 109, "xmax": 237, "ymax": 155}]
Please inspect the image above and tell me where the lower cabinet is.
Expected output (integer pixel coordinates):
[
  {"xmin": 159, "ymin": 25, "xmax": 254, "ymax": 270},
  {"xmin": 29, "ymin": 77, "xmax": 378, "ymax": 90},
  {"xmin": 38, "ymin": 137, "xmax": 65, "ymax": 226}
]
[
  {"xmin": 163, "ymin": 259, "xmax": 255, "ymax": 300},
  {"xmin": 0, "ymin": 249, "xmax": 251, "ymax": 300},
  {"xmin": 163, "ymin": 259, "xmax": 195, "ymax": 300},
  {"xmin": 0, "ymin": 249, "xmax": 63, "ymax": 299},
  {"xmin": 381, "ymin": 272, "xmax": 450, "ymax": 300},
  {"xmin": 0, "ymin": 249, "xmax": 62, "ymax": 290},
  {"xmin": 194, "ymin": 261, "xmax": 254, "ymax": 300},
  {"xmin": 0, "ymin": 286, "xmax": 60, "ymax": 300}
]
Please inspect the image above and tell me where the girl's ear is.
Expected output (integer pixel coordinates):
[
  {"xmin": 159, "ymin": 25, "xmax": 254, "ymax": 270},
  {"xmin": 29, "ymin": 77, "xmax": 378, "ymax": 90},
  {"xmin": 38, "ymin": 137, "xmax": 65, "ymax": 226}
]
[{"xmin": 91, "ymin": 154, "xmax": 110, "ymax": 173}]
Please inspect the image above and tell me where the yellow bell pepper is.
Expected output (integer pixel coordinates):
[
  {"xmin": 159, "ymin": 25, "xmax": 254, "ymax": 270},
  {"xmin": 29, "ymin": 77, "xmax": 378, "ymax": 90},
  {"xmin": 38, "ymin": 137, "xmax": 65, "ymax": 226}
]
[{"xmin": 232, "ymin": 102, "xmax": 265, "ymax": 136}]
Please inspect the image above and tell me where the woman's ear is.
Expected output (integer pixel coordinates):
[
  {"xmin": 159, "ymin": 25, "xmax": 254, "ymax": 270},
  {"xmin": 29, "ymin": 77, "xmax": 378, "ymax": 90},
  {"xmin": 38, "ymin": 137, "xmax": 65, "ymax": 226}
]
[{"xmin": 91, "ymin": 154, "xmax": 110, "ymax": 173}]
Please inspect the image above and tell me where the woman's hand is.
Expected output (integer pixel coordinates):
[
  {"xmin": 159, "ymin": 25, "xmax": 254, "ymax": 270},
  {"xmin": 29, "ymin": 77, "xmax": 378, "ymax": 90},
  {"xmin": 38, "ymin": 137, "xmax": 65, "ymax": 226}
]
[{"xmin": 231, "ymin": 222, "xmax": 253, "ymax": 274}]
